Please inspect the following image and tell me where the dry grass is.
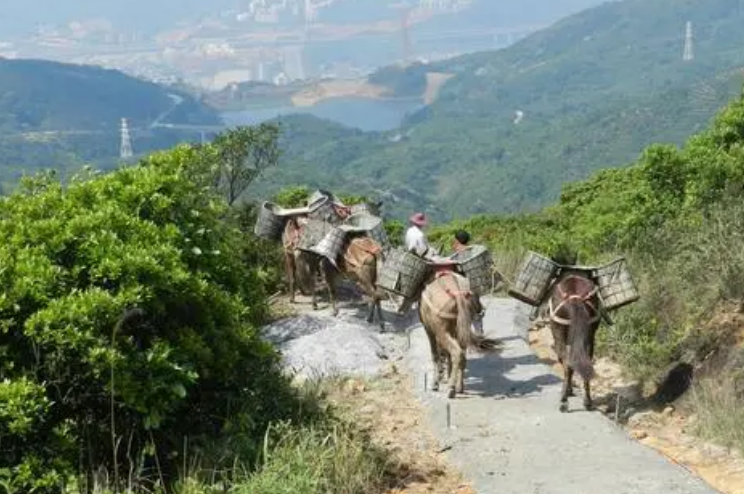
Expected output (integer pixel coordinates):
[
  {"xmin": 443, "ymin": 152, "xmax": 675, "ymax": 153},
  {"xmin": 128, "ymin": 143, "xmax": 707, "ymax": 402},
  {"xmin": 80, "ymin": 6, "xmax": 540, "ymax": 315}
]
[
  {"xmin": 691, "ymin": 376, "xmax": 744, "ymax": 453},
  {"xmin": 325, "ymin": 366, "xmax": 474, "ymax": 494}
]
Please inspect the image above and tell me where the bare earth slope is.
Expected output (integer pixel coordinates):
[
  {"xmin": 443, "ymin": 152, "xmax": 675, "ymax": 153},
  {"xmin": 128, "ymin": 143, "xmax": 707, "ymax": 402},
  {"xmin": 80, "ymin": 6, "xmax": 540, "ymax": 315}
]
[{"xmin": 405, "ymin": 297, "xmax": 718, "ymax": 494}]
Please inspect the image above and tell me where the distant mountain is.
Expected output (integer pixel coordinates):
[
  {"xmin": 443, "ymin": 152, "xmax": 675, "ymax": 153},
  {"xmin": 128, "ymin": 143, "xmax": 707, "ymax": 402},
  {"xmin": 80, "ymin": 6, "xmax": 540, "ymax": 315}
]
[
  {"xmin": 252, "ymin": 0, "xmax": 744, "ymax": 220},
  {"xmin": 0, "ymin": 59, "xmax": 221, "ymax": 132},
  {"xmin": 0, "ymin": 58, "xmax": 221, "ymax": 190}
]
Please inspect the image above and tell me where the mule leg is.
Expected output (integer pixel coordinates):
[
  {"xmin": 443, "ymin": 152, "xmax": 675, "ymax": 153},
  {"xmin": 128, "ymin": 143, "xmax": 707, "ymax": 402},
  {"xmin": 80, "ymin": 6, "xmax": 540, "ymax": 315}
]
[
  {"xmin": 561, "ymin": 366, "xmax": 575, "ymax": 413},
  {"xmin": 310, "ymin": 258, "xmax": 319, "ymax": 310},
  {"xmin": 375, "ymin": 298, "xmax": 385, "ymax": 331},
  {"xmin": 442, "ymin": 349, "xmax": 451, "ymax": 387},
  {"xmin": 323, "ymin": 262, "xmax": 339, "ymax": 316},
  {"xmin": 552, "ymin": 324, "xmax": 572, "ymax": 412},
  {"xmin": 424, "ymin": 329, "xmax": 442, "ymax": 392},
  {"xmin": 455, "ymin": 348, "xmax": 466, "ymax": 394},
  {"xmin": 551, "ymin": 324, "xmax": 574, "ymax": 397},
  {"xmin": 285, "ymin": 252, "xmax": 296, "ymax": 304},
  {"xmin": 583, "ymin": 324, "xmax": 599, "ymax": 410},
  {"xmin": 443, "ymin": 336, "xmax": 462, "ymax": 399}
]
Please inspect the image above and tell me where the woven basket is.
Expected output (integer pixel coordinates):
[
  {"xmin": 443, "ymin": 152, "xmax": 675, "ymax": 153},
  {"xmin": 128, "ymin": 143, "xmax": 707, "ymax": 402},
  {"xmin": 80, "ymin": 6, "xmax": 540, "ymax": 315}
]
[
  {"xmin": 450, "ymin": 245, "xmax": 494, "ymax": 296},
  {"xmin": 307, "ymin": 195, "xmax": 344, "ymax": 225},
  {"xmin": 350, "ymin": 202, "xmax": 381, "ymax": 216},
  {"xmin": 342, "ymin": 213, "xmax": 391, "ymax": 250},
  {"xmin": 309, "ymin": 227, "xmax": 347, "ymax": 264},
  {"xmin": 507, "ymin": 251, "xmax": 559, "ymax": 306},
  {"xmin": 254, "ymin": 201, "xmax": 287, "ymax": 242},
  {"xmin": 297, "ymin": 218, "xmax": 333, "ymax": 252},
  {"xmin": 377, "ymin": 248, "xmax": 430, "ymax": 298},
  {"xmin": 594, "ymin": 258, "xmax": 640, "ymax": 311}
]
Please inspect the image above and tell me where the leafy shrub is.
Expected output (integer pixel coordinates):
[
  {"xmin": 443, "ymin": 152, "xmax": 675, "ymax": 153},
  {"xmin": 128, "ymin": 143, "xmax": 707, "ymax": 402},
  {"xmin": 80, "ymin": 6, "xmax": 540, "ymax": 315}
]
[{"xmin": 0, "ymin": 145, "xmax": 319, "ymax": 492}]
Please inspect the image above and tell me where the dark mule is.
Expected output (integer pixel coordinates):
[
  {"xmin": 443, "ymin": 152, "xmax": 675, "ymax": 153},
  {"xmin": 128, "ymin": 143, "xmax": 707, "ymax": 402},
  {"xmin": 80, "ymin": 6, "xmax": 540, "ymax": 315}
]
[
  {"xmin": 547, "ymin": 270, "xmax": 601, "ymax": 412},
  {"xmin": 281, "ymin": 216, "xmax": 330, "ymax": 310}
]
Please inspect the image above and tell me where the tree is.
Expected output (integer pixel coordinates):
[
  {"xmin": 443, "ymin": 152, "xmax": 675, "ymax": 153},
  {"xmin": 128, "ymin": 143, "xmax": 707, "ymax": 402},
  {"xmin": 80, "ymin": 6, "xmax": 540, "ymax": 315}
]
[{"xmin": 209, "ymin": 124, "xmax": 281, "ymax": 206}]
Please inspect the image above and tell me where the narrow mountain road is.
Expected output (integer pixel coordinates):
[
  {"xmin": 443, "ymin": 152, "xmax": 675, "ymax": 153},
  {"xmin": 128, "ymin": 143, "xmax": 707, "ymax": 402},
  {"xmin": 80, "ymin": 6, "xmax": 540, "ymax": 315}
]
[{"xmin": 405, "ymin": 297, "xmax": 719, "ymax": 494}]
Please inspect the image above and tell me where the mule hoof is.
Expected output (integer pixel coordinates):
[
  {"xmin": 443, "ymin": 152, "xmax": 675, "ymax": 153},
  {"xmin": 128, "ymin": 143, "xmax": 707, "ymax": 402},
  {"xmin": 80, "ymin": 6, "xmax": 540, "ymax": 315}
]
[
  {"xmin": 584, "ymin": 400, "xmax": 594, "ymax": 411},
  {"xmin": 559, "ymin": 402, "xmax": 569, "ymax": 413},
  {"xmin": 447, "ymin": 388, "xmax": 456, "ymax": 399},
  {"xmin": 432, "ymin": 383, "xmax": 439, "ymax": 392}
]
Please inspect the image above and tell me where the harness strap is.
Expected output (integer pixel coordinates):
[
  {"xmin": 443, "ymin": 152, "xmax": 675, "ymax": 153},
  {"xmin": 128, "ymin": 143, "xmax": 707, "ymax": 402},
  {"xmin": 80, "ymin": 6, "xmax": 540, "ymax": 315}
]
[
  {"xmin": 548, "ymin": 296, "xmax": 601, "ymax": 326},
  {"xmin": 435, "ymin": 271, "xmax": 472, "ymax": 299}
]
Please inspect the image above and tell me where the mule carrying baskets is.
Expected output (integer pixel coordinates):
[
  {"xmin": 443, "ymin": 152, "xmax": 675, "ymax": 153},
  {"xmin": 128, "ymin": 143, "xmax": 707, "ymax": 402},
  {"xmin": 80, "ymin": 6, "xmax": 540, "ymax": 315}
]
[
  {"xmin": 254, "ymin": 201, "xmax": 287, "ymax": 242},
  {"xmin": 594, "ymin": 258, "xmax": 640, "ymax": 311},
  {"xmin": 508, "ymin": 251, "xmax": 559, "ymax": 306},
  {"xmin": 450, "ymin": 245, "xmax": 494, "ymax": 296},
  {"xmin": 377, "ymin": 248, "xmax": 430, "ymax": 298}
]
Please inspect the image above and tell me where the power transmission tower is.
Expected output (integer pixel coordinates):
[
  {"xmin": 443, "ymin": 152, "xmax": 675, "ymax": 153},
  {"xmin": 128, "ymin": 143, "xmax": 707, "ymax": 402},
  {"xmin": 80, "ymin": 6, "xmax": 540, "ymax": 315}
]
[
  {"xmin": 119, "ymin": 117, "xmax": 133, "ymax": 160},
  {"xmin": 683, "ymin": 21, "xmax": 694, "ymax": 62}
]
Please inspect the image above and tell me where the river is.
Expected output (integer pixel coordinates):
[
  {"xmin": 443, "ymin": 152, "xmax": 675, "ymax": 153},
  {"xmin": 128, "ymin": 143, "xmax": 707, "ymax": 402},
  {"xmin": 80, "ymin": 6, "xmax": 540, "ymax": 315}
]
[{"xmin": 220, "ymin": 96, "xmax": 424, "ymax": 132}]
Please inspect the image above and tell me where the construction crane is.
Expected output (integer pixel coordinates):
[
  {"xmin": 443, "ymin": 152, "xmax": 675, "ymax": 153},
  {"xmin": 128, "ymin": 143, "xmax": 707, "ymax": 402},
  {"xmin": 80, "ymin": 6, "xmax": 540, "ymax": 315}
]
[{"xmin": 390, "ymin": 1, "xmax": 414, "ymax": 64}]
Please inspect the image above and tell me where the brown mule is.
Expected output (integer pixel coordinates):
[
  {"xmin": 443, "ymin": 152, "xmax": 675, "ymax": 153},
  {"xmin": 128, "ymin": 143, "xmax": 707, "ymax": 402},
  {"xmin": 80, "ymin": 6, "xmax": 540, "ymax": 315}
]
[
  {"xmin": 323, "ymin": 236, "xmax": 388, "ymax": 329},
  {"xmin": 547, "ymin": 271, "xmax": 601, "ymax": 413},
  {"xmin": 419, "ymin": 269, "xmax": 501, "ymax": 398}
]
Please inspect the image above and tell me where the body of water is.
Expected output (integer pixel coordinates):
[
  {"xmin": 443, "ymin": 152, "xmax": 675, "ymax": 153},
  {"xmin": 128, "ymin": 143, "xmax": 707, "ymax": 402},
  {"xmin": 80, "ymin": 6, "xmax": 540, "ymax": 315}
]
[{"xmin": 221, "ymin": 96, "xmax": 423, "ymax": 132}]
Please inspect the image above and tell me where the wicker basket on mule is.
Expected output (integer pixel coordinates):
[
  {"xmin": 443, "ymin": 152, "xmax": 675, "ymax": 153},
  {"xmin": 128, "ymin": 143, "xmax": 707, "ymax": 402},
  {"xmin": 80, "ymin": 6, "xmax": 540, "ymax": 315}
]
[
  {"xmin": 297, "ymin": 218, "xmax": 348, "ymax": 265},
  {"xmin": 507, "ymin": 251, "xmax": 560, "ymax": 307},
  {"xmin": 448, "ymin": 244, "xmax": 496, "ymax": 296},
  {"xmin": 307, "ymin": 194, "xmax": 346, "ymax": 225},
  {"xmin": 592, "ymin": 257, "xmax": 640, "ymax": 311},
  {"xmin": 254, "ymin": 201, "xmax": 313, "ymax": 242},
  {"xmin": 338, "ymin": 213, "xmax": 391, "ymax": 251},
  {"xmin": 377, "ymin": 248, "xmax": 430, "ymax": 299}
]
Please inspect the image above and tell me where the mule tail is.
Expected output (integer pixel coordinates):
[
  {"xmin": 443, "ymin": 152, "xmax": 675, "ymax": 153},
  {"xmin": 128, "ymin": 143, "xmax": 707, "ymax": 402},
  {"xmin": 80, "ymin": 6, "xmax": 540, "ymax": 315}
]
[
  {"xmin": 453, "ymin": 278, "xmax": 501, "ymax": 353},
  {"xmin": 566, "ymin": 301, "xmax": 595, "ymax": 381}
]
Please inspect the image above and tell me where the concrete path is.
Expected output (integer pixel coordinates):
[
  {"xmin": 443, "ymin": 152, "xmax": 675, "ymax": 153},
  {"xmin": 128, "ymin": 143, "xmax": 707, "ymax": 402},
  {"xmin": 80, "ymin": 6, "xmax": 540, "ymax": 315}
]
[{"xmin": 405, "ymin": 296, "xmax": 719, "ymax": 494}]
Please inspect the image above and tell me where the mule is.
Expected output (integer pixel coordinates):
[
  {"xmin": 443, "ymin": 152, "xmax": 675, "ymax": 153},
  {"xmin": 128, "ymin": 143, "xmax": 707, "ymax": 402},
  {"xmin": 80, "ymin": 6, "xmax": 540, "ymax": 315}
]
[
  {"xmin": 419, "ymin": 268, "xmax": 501, "ymax": 398},
  {"xmin": 547, "ymin": 270, "xmax": 601, "ymax": 413},
  {"xmin": 323, "ymin": 235, "xmax": 388, "ymax": 329},
  {"xmin": 282, "ymin": 216, "xmax": 388, "ymax": 328},
  {"xmin": 281, "ymin": 216, "xmax": 330, "ymax": 310}
]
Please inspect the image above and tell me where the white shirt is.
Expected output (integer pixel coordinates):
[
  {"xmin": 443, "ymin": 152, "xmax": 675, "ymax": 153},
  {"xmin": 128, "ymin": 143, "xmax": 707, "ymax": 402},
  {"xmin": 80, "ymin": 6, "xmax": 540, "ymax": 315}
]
[{"xmin": 405, "ymin": 225, "xmax": 429, "ymax": 257}]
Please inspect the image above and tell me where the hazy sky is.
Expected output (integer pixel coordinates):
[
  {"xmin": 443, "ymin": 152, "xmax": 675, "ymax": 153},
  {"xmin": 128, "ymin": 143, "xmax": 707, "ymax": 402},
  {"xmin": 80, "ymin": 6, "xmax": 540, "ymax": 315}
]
[{"xmin": 0, "ymin": 0, "xmax": 607, "ymax": 37}]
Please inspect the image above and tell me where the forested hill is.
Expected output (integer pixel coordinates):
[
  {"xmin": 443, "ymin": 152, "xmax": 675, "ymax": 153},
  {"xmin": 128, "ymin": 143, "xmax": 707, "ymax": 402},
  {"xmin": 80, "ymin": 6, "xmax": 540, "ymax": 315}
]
[
  {"xmin": 0, "ymin": 59, "xmax": 220, "ymax": 132},
  {"xmin": 254, "ymin": 0, "xmax": 744, "ymax": 221},
  {"xmin": 0, "ymin": 59, "xmax": 222, "ymax": 192}
]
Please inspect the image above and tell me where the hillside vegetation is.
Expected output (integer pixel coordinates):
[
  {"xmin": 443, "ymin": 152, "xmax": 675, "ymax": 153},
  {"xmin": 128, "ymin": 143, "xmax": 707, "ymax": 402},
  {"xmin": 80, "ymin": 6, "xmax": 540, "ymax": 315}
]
[
  {"xmin": 255, "ymin": 0, "xmax": 744, "ymax": 220},
  {"xmin": 0, "ymin": 124, "xmax": 399, "ymax": 493},
  {"xmin": 426, "ymin": 84, "xmax": 744, "ymax": 452}
]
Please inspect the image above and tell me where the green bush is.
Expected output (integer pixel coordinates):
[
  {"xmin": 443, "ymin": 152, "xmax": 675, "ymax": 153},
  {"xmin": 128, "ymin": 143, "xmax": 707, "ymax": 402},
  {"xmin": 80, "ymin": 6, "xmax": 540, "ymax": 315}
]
[{"xmin": 0, "ymin": 145, "xmax": 319, "ymax": 492}]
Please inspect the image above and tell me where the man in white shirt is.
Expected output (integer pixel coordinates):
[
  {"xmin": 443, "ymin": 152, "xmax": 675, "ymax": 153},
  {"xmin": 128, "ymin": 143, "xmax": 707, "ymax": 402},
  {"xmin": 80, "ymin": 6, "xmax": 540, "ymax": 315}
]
[
  {"xmin": 405, "ymin": 212, "xmax": 430, "ymax": 257},
  {"xmin": 398, "ymin": 212, "xmax": 433, "ymax": 315}
]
